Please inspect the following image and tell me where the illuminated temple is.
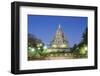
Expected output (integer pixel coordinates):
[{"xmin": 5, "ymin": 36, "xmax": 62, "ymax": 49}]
[{"xmin": 48, "ymin": 24, "xmax": 70, "ymax": 52}]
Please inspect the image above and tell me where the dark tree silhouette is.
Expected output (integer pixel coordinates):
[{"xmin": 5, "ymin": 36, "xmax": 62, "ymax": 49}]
[
  {"xmin": 28, "ymin": 33, "xmax": 46, "ymax": 60},
  {"xmin": 28, "ymin": 33, "xmax": 42, "ymax": 48},
  {"xmin": 72, "ymin": 27, "xmax": 88, "ymax": 57},
  {"xmin": 82, "ymin": 27, "xmax": 88, "ymax": 45}
]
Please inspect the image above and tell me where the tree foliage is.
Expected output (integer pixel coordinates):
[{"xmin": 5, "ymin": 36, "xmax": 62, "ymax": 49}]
[
  {"xmin": 28, "ymin": 33, "xmax": 42, "ymax": 48},
  {"xmin": 72, "ymin": 27, "xmax": 88, "ymax": 57},
  {"xmin": 28, "ymin": 33, "xmax": 46, "ymax": 60}
]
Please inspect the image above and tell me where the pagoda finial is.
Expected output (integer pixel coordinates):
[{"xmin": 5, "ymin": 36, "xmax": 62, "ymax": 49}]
[{"xmin": 59, "ymin": 24, "xmax": 61, "ymax": 28}]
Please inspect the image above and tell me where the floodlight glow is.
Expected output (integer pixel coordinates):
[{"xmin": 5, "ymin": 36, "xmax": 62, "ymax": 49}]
[
  {"xmin": 60, "ymin": 44, "xmax": 66, "ymax": 48},
  {"xmin": 84, "ymin": 46, "xmax": 87, "ymax": 51},
  {"xmin": 39, "ymin": 43, "xmax": 43, "ymax": 46},
  {"xmin": 28, "ymin": 47, "xmax": 31, "ymax": 49},
  {"xmin": 47, "ymin": 49, "xmax": 52, "ymax": 52},
  {"xmin": 37, "ymin": 44, "xmax": 40, "ymax": 47},
  {"xmin": 44, "ymin": 46, "xmax": 47, "ymax": 49},
  {"xmin": 31, "ymin": 48, "xmax": 35, "ymax": 52},
  {"xmin": 80, "ymin": 46, "xmax": 87, "ymax": 54},
  {"xmin": 38, "ymin": 48, "xmax": 40, "ymax": 50},
  {"xmin": 52, "ymin": 45, "xmax": 57, "ymax": 48}
]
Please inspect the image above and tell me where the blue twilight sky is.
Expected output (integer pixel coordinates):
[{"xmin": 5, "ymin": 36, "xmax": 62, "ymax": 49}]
[{"xmin": 28, "ymin": 15, "xmax": 87, "ymax": 47}]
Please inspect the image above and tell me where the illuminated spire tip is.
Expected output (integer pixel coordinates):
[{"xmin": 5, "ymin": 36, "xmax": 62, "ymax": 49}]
[{"xmin": 59, "ymin": 24, "xmax": 61, "ymax": 28}]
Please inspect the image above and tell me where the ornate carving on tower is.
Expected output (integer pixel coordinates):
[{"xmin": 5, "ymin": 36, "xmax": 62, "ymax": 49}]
[{"xmin": 48, "ymin": 24, "xmax": 70, "ymax": 52}]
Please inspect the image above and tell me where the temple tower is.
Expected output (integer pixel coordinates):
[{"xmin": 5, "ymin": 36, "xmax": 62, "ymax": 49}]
[{"xmin": 48, "ymin": 24, "xmax": 70, "ymax": 52}]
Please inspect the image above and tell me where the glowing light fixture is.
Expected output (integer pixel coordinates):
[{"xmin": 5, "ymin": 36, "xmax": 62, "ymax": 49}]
[
  {"xmin": 52, "ymin": 45, "xmax": 57, "ymax": 48},
  {"xmin": 39, "ymin": 43, "xmax": 43, "ymax": 46},
  {"xmin": 38, "ymin": 47, "xmax": 40, "ymax": 50},
  {"xmin": 44, "ymin": 46, "xmax": 47, "ymax": 49},
  {"xmin": 31, "ymin": 48, "xmax": 35, "ymax": 52},
  {"xmin": 60, "ymin": 44, "xmax": 66, "ymax": 48},
  {"xmin": 84, "ymin": 46, "xmax": 87, "ymax": 51},
  {"xmin": 37, "ymin": 44, "xmax": 40, "ymax": 47},
  {"xmin": 80, "ymin": 46, "xmax": 87, "ymax": 54},
  {"xmin": 28, "ymin": 47, "xmax": 31, "ymax": 50},
  {"xmin": 47, "ymin": 49, "xmax": 52, "ymax": 52}
]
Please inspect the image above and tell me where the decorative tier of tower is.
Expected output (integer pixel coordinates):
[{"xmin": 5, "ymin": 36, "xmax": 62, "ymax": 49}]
[{"xmin": 48, "ymin": 24, "xmax": 70, "ymax": 52}]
